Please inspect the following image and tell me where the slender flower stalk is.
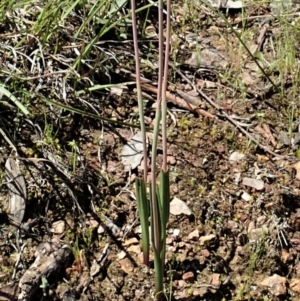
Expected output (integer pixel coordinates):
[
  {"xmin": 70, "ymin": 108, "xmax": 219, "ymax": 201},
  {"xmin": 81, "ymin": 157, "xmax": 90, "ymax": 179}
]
[{"xmin": 131, "ymin": 0, "xmax": 171, "ymax": 299}]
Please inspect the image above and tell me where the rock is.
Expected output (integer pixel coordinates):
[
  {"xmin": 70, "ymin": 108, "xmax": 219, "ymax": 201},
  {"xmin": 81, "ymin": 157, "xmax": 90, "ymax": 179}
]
[
  {"xmin": 166, "ymin": 237, "xmax": 174, "ymax": 245},
  {"xmin": 123, "ymin": 237, "xmax": 138, "ymax": 246},
  {"xmin": 242, "ymin": 177, "xmax": 264, "ymax": 190},
  {"xmin": 229, "ymin": 151, "xmax": 245, "ymax": 162},
  {"xmin": 296, "ymin": 263, "xmax": 300, "ymax": 276},
  {"xmin": 50, "ymin": 220, "xmax": 65, "ymax": 235},
  {"xmin": 290, "ymin": 278, "xmax": 300, "ymax": 293},
  {"xmin": 127, "ymin": 245, "xmax": 141, "ymax": 254},
  {"xmin": 188, "ymin": 229, "xmax": 199, "ymax": 240},
  {"xmin": 86, "ymin": 214, "xmax": 99, "ymax": 228},
  {"xmin": 211, "ymin": 273, "xmax": 221, "ymax": 288},
  {"xmin": 260, "ymin": 274, "xmax": 287, "ymax": 296},
  {"xmin": 119, "ymin": 258, "xmax": 134, "ymax": 274},
  {"xmin": 97, "ymin": 225, "xmax": 105, "ymax": 234},
  {"xmin": 200, "ymin": 249, "xmax": 210, "ymax": 257},
  {"xmin": 256, "ymin": 215, "xmax": 267, "ymax": 226},
  {"xmin": 117, "ymin": 251, "xmax": 126, "ymax": 260},
  {"xmin": 182, "ymin": 271, "xmax": 194, "ymax": 282},
  {"xmin": 173, "ymin": 228, "xmax": 180, "ymax": 236},
  {"xmin": 177, "ymin": 280, "xmax": 186, "ymax": 288},
  {"xmin": 247, "ymin": 221, "xmax": 255, "ymax": 233},
  {"xmin": 278, "ymin": 131, "xmax": 290, "ymax": 145},
  {"xmin": 199, "ymin": 234, "xmax": 216, "ymax": 246},
  {"xmin": 249, "ymin": 227, "xmax": 268, "ymax": 243},
  {"xmin": 281, "ymin": 249, "xmax": 293, "ymax": 263},
  {"xmin": 170, "ymin": 197, "xmax": 192, "ymax": 215},
  {"xmin": 241, "ymin": 191, "xmax": 252, "ymax": 201}
]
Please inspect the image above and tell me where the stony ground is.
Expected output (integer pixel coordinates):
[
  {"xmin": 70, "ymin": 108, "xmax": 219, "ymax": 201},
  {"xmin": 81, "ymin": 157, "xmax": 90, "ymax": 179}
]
[{"xmin": 1, "ymin": 1, "xmax": 300, "ymax": 301}]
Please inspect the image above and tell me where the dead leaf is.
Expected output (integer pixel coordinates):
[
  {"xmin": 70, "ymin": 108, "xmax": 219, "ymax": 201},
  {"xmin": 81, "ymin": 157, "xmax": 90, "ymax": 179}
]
[
  {"xmin": 121, "ymin": 131, "xmax": 148, "ymax": 171},
  {"xmin": 5, "ymin": 158, "xmax": 26, "ymax": 226}
]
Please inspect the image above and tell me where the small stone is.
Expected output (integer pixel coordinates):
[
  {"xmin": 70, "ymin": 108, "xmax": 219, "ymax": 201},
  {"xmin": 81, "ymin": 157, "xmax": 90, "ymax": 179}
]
[
  {"xmin": 278, "ymin": 131, "xmax": 290, "ymax": 146},
  {"xmin": 177, "ymin": 280, "xmax": 186, "ymax": 288},
  {"xmin": 170, "ymin": 197, "xmax": 192, "ymax": 216},
  {"xmin": 242, "ymin": 177, "xmax": 264, "ymax": 191},
  {"xmin": 97, "ymin": 225, "xmax": 105, "ymax": 234},
  {"xmin": 127, "ymin": 245, "xmax": 141, "ymax": 254},
  {"xmin": 211, "ymin": 273, "xmax": 221, "ymax": 288},
  {"xmin": 167, "ymin": 156, "xmax": 176, "ymax": 165},
  {"xmin": 260, "ymin": 274, "xmax": 287, "ymax": 296},
  {"xmin": 247, "ymin": 221, "xmax": 255, "ymax": 233},
  {"xmin": 281, "ymin": 249, "xmax": 293, "ymax": 263},
  {"xmin": 119, "ymin": 258, "xmax": 134, "ymax": 274},
  {"xmin": 50, "ymin": 220, "xmax": 65, "ymax": 235},
  {"xmin": 166, "ymin": 237, "xmax": 174, "ymax": 245},
  {"xmin": 249, "ymin": 227, "xmax": 268, "ymax": 243},
  {"xmin": 296, "ymin": 263, "xmax": 300, "ymax": 276},
  {"xmin": 256, "ymin": 215, "xmax": 267, "ymax": 226},
  {"xmin": 86, "ymin": 214, "xmax": 99, "ymax": 228},
  {"xmin": 229, "ymin": 151, "xmax": 245, "ymax": 162},
  {"xmin": 117, "ymin": 251, "xmax": 126, "ymax": 259},
  {"xmin": 227, "ymin": 220, "xmax": 239, "ymax": 231},
  {"xmin": 241, "ymin": 191, "xmax": 252, "ymax": 201},
  {"xmin": 173, "ymin": 229, "xmax": 180, "ymax": 237},
  {"xmin": 182, "ymin": 271, "xmax": 194, "ymax": 283},
  {"xmin": 188, "ymin": 229, "xmax": 199, "ymax": 240},
  {"xmin": 199, "ymin": 234, "xmax": 216, "ymax": 246},
  {"xmin": 200, "ymin": 249, "xmax": 210, "ymax": 257},
  {"xmin": 290, "ymin": 278, "xmax": 300, "ymax": 293},
  {"xmin": 123, "ymin": 237, "xmax": 138, "ymax": 246},
  {"xmin": 90, "ymin": 259, "xmax": 101, "ymax": 277}
]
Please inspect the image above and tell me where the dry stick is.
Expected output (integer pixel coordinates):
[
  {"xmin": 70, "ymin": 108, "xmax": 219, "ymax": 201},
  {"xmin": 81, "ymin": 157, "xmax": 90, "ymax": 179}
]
[
  {"xmin": 141, "ymin": 83, "xmax": 215, "ymax": 119},
  {"xmin": 173, "ymin": 67, "xmax": 285, "ymax": 159}
]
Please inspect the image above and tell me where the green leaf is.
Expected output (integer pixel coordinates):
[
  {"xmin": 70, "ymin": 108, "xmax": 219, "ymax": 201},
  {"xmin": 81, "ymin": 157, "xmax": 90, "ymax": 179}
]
[
  {"xmin": 135, "ymin": 178, "xmax": 150, "ymax": 266},
  {"xmin": 0, "ymin": 84, "xmax": 30, "ymax": 115}
]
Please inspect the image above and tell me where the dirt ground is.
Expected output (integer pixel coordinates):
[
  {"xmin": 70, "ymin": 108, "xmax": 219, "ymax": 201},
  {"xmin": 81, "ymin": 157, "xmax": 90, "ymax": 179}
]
[{"xmin": 1, "ymin": 1, "xmax": 300, "ymax": 301}]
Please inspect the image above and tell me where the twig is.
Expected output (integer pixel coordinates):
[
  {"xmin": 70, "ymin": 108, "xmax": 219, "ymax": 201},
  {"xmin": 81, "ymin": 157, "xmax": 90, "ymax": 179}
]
[
  {"xmin": 141, "ymin": 83, "xmax": 215, "ymax": 119},
  {"xmin": 12, "ymin": 243, "xmax": 27, "ymax": 279},
  {"xmin": 173, "ymin": 66, "xmax": 286, "ymax": 159}
]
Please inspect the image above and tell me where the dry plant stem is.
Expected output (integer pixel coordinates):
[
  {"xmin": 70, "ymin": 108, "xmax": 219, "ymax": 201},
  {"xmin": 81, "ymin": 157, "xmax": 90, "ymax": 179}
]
[
  {"xmin": 174, "ymin": 67, "xmax": 285, "ymax": 159},
  {"xmin": 130, "ymin": 0, "xmax": 148, "ymax": 182},
  {"xmin": 161, "ymin": 0, "xmax": 171, "ymax": 172},
  {"xmin": 151, "ymin": 0, "xmax": 164, "ymax": 265},
  {"xmin": 141, "ymin": 83, "xmax": 215, "ymax": 118}
]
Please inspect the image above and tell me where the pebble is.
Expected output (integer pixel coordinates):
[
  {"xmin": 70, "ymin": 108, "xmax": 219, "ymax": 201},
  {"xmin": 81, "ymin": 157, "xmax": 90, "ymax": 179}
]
[
  {"xmin": 188, "ymin": 229, "xmax": 199, "ymax": 240},
  {"xmin": 260, "ymin": 274, "xmax": 287, "ymax": 296},
  {"xmin": 170, "ymin": 197, "xmax": 192, "ymax": 216},
  {"xmin": 182, "ymin": 271, "xmax": 194, "ymax": 282},
  {"xmin": 199, "ymin": 234, "xmax": 216, "ymax": 246}
]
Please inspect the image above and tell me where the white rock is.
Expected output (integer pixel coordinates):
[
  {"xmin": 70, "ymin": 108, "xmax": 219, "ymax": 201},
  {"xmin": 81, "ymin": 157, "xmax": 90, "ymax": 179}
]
[
  {"xmin": 173, "ymin": 228, "xmax": 180, "ymax": 236},
  {"xmin": 229, "ymin": 151, "xmax": 245, "ymax": 162},
  {"xmin": 188, "ymin": 229, "xmax": 199, "ymax": 240},
  {"xmin": 241, "ymin": 191, "xmax": 252, "ymax": 201},
  {"xmin": 170, "ymin": 197, "xmax": 192, "ymax": 216},
  {"xmin": 242, "ymin": 177, "xmax": 264, "ymax": 191}
]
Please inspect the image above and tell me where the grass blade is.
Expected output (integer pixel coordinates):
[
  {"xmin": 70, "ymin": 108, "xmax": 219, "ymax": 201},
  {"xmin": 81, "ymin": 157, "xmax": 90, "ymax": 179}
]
[
  {"xmin": 135, "ymin": 178, "xmax": 150, "ymax": 266},
  {"xmin": 0, "ymin": 84, "xmax": 30, "ymax": 115}
]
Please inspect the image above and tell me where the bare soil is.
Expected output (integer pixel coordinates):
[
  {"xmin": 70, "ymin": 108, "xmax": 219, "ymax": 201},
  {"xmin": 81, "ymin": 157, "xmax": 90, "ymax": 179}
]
[{"xmin": 1, "ymin": 1, "xmax": 300, "ymax": 301}]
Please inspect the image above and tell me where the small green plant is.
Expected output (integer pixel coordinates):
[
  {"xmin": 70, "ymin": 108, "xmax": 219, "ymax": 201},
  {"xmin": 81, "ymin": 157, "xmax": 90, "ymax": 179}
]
[
  {"xmin": 131, "ymin": 0, "xmax": 171, "ymax": 299},
  {"xmin": 68, "ymin": 139, "xmax": 79, "ymax": 172}
]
